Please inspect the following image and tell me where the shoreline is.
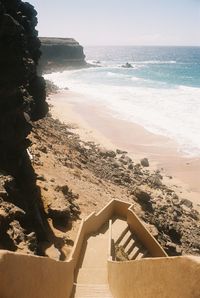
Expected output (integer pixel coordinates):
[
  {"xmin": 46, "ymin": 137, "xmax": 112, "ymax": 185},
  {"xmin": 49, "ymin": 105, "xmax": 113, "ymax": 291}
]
[{"xmin": 49, "ymin": 90, "xmax": 200, "ymax": 211}]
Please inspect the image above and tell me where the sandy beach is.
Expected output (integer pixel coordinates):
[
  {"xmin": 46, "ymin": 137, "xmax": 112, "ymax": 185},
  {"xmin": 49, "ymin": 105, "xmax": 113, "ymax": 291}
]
[{"xmin": 49, "ymin": 90, "xmax": 200, "ymax": 211}]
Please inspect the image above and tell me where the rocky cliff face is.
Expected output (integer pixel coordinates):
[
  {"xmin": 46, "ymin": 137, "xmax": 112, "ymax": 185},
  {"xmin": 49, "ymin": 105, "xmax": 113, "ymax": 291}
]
[
  {"xmin": 39, "ymin": 37, "xmax": 86, "ymax": 73},
  {"xmin": 0, "ymin": 0, "xmax": 48, "ymax": 253}
]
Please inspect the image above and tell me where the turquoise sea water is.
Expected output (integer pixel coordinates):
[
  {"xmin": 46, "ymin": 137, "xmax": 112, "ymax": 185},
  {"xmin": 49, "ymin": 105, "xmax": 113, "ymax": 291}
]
[{"xmin": 46, "ymin": 46, "xmax": 200, "ymax": 157}]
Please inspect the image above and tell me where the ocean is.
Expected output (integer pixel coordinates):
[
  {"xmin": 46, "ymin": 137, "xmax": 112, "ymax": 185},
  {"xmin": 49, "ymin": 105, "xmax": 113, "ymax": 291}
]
[{"xmin": 45, "ymin": 46, "xmax": 200, "ymax": 157}]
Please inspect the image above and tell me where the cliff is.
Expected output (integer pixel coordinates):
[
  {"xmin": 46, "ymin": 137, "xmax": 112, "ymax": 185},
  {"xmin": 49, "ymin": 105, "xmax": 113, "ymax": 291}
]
[
  {"xmin": 0, "ymin": 1, "xmax": 85, "ymax": 258},
  {"xmin": 0, "ymin": 0, "xmax": 49, "ymax": 254},
  {"xmin": 39, "ymin": 37, "xmax": 86, "ymax": 73}
]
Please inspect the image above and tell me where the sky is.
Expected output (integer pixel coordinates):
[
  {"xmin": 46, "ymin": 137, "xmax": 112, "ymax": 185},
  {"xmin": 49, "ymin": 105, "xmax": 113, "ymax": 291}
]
[{"xmin": 29, "ymin": 0, "xmax": 200, "ymax": 46}]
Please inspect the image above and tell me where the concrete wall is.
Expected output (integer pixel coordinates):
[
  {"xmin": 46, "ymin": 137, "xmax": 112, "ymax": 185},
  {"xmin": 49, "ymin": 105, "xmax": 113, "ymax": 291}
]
[
  {"xmin": 108, "ymin": 256, "xmax": 200, "ymax": 298},
  {"xmin": 113, "ymin": 200, "xmax": 130, "ymax": 218},
  {"xmin": 127, "ymin": 207, "xmax": 167, "ymax": 257},
  {"xmin": 1, "ymin": 200, "xmax": 199, "ymax": 298},
  {"xmin": 70, "ymin": 199, "xmax": 131, "ymax": 267},
  {"xmin": 69, "ymin": 198, "xmax": 166, "ymax": 276},
  {"xmin": 69, "ymin": 200, "xmax": 116, "ymax": 268},
  {"xmin": 0, "ymin": 199, "xmax": 129, "ymax": 298},
  {"xmin": 0, "ymin": 250, "xmax": 74, "ymax": 298}
]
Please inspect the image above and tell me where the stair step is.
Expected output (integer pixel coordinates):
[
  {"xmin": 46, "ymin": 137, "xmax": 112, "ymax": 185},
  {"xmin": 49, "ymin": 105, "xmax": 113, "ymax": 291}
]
[
  {"xmin": 73, "ymin": 283, "xmax": 113, "ymax": 297},
  {"xmin": 115, "ymin": 226, "xmax": 151, "ymax": 261},
  {"xmin": 135, "ymin": 251, "xmax": 145, "ymax": 260},
  {"xmin": 115, "ymin": 226, "xmax": 129, "ymax": 245},
  {"xmin": 124, "ymin": 238, "xmax": 136, "ymax": 254},
  {"xmin": 76, "ymin": 268, "xmax": 107, "ymax": 284},
  {"xmin": 129, "ymin": 245, "xmax": 140, "ymax": 259},
  {"xmin": 118, "ymin": 230, "xmax": 132, "ymax": 247},
  {"xmin": 111, "ymin": 219, "xmax": 128, "ymax": 242}
]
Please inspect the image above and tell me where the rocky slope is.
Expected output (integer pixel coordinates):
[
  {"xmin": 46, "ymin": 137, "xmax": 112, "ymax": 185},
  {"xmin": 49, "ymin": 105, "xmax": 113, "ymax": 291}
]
[
  {"xmin": 39, "ymin": 37, "xmax": 86, "ymax": 73},
  {"xmin": 29, "ymin": 111, "xmax": 200, "ymax": 258}
]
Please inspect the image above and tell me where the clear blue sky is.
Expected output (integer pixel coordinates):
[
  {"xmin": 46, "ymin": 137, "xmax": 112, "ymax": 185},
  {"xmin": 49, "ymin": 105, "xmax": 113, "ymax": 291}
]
[{"xmin": 29, "ymin": 0, "xmax": 200, "ymax": 46}]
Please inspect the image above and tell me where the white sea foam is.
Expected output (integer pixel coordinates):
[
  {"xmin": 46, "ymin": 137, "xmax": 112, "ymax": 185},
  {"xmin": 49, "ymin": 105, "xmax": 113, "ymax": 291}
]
[
  {"xmin": 46, "ymin": 68, "xmax": 200, "ymax": 157},
  {"xmin": 106, "ymin": 71, "xmax": 128, "ymax": 78},
  {"xmin": 87, "ymin": 59, "xmax": 177, "ymax": 65},
  {"xmin": 133, "ymin": 60, "xmax": 177, "ymax": 64}
]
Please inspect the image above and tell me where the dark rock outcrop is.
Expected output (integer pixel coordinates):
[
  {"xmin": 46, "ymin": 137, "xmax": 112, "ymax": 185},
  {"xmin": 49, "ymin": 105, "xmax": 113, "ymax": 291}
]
[
  {"xmin": 39, "ymin": 37, "xmax": 86, "ymax": 73},
  {"xmin": 0, "ymin": 0, "xmax": 48, "ymax": 253},
  {"xmin": 121, "ymin": 62, "xmax": 133, "ymax": 68}
]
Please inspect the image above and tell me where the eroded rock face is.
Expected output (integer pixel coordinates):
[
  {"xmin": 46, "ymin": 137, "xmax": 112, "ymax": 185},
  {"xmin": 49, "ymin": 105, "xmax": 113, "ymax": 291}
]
[
  {"xmin": 0, "ymin": 0, "xmax": 48, "ymax": 173},
  {"xmin": 0, "ymin": 0, "xmax": 48, "ymax": 253},
  {"xmin": 39, "ymin": 37, "xmax": 86, "ymax": 73}
]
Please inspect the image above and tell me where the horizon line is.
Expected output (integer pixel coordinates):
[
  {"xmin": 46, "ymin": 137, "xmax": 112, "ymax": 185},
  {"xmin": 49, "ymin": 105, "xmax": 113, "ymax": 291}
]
[
  {"xmin": 38, "ymin": 38, "xmax": 200, "ymax": 47},
  {"xmin": 83, "ymin": 44, "xmax": 200, "ymax": 47}
]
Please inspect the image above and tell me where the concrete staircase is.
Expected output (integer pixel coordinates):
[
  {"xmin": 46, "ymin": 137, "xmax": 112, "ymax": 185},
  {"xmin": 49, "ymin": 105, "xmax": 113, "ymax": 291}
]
[
  {"xmin": 72, "ymin": 218, "xmax": 150, "ymax": 297},
  {"xmin": 72, "ymin": 226, "xmax": 113, "ymax": 298},
  {"xmin": 73, "ymin": 283, "xmax": 112, "ymax": 298},
  {"xmin": 115, "ymin": 225, "xmax": 149, "ymax": 260}
]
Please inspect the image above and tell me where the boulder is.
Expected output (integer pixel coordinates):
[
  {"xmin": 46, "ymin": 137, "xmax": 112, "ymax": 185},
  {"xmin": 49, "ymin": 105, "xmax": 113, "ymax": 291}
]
[
  {"xmin": 140, "ymin": 158, "xmax": 149, "ymax": 167},
  {"xmin": 7, "ymin": 220, "xmax": 37, "ymax": 254},
  {"xmin": 48, "ymin": 198, "xmax": 71, "ymax": 221},
  {"xmin": 148, "ymin": 174, "xmax": 162, "ymax": 187},
  {"xmin": 180, "ymin": 198, "xmax": 193, "ymax": 209},
  {"xmin": 133, "ymin": 187, "xmax": 152, "ymax": 203},
  {"xmin": 116, "ymin": 149, "xmax": 127, "ymax": 155},
  {"xmin": 99, "ymin": 148, "xmax": 116, "ymax": 158},
  {"xmin": 0, "ymin": 199, "xmax": 25, "ymax": 223}
]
